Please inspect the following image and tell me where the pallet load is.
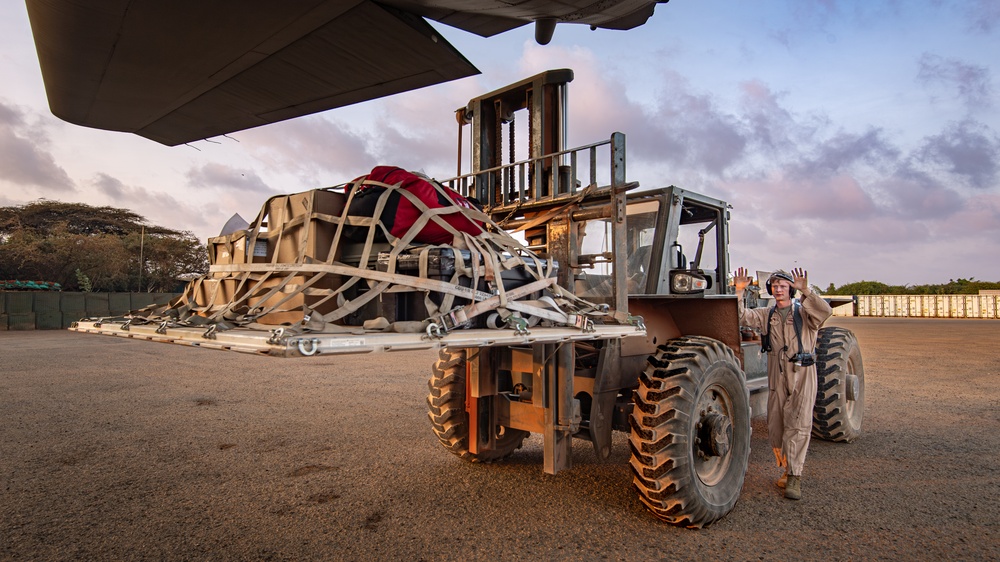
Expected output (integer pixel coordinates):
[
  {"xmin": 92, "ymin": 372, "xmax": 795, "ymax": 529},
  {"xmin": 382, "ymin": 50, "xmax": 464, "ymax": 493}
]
[{"xmin": 133, "ymin": 166, "xmax": 628, "ymax": 337}]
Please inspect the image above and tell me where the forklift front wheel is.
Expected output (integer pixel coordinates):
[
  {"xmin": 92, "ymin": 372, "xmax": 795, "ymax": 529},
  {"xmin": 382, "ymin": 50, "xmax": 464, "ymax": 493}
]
[{"xmin": 629, "ymin": 336, "xmax": 751, "ymax": 528}]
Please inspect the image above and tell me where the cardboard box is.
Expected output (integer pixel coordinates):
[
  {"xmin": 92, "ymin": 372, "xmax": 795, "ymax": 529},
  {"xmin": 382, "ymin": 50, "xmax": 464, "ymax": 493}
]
[
  {"xmin": 184, "ymin": 278, "xmax": 244, "ymax": 315},
  {"xmin": 243, "ymin": 188, "xmax": 346, "ymax": 325},
  {"xmin": 264, "ymin": 189, "xmax": 345, "ymax": 264},
  {"xmin": 198, "ymin": 188, "xmax": 348, "ymax": 324},
  {"xmin": 244, "ymin": 274, "xmax": 341, "ymax": 325},
  {"xmin": 208, "ymin": 230, "xmax": 260, "ymax": 279}
]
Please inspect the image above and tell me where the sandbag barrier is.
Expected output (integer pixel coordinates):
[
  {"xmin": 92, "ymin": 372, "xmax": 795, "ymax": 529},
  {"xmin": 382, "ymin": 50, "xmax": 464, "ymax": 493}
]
[{"xmin": 123, "ymin": 169, "xmax": 642, "ymax": 343}]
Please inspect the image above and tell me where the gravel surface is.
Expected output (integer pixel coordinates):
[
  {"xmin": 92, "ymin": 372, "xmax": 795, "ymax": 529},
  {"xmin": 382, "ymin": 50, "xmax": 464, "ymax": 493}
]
[{"xmin": 2, "ymin": 318, "xmax": 998, "ymax": 560}]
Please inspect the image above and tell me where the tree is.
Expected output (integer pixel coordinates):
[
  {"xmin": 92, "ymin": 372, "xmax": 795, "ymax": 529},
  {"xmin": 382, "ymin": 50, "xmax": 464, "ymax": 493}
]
[
  {"xmin": 0, "ymin": 200, "xmax": 174, "ymax": 236},
  {"xmin": 0, "ymin": 200, "xmax": 207, "ymax": 292},
  {"xmin": 826, "ymin": 278, "xmax": 1000, "ymax": 295},
  {"xmin": 826, "ymin": 280, "xmax": 894, "ymax": 295}
]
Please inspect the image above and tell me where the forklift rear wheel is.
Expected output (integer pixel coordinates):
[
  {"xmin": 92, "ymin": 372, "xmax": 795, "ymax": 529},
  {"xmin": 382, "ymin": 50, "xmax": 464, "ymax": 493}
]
[
  {"xmin": 427, "ymin": 348, "xmax": 528, "ymax": 462},
  {"xmin": 629, "ymin": 336, "xmax": 751, "ymax": 528},
  {"xmin": 812, "ymin": 327, "xmax": 865, "ymax": 443}
]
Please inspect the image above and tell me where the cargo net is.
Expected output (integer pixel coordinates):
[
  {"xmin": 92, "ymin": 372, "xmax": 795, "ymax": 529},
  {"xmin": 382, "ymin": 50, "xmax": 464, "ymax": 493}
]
[{"xmin": 132, "ymin": 167, "xmax": 640, "ymax": 339}]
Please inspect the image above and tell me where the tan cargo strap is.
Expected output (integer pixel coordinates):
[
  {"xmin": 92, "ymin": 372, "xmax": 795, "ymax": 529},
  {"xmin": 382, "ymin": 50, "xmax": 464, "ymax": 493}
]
[
  {"xmin": 427, "ymin": 277, "xmax": 556, "ymax": 333},
  {"xmin": 151, "ymin": 174, "xmax": 638, "ymax": 334}
]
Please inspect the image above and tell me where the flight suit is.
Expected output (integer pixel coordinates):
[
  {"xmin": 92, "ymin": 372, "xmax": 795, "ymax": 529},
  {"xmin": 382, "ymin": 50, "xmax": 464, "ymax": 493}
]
[{"xmin": 739, "ymin": 291, "xmax": 832, "ymax": 475}]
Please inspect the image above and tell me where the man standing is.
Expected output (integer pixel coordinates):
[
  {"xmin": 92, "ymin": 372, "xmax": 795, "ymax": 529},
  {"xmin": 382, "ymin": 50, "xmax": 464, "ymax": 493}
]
[{"xmin": 733, "ymin": 267, "xmax": 832, "ymax": 500}]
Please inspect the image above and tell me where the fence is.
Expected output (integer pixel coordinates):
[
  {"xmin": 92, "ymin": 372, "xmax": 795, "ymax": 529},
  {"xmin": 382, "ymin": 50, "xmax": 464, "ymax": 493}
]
[
  {"xmin": 0, "ymin": 292, "xmax": 178, "ymax": 330},
  {"xmin": 855, "ymin": 294, "xmax": 1000, "ymax": 319}
]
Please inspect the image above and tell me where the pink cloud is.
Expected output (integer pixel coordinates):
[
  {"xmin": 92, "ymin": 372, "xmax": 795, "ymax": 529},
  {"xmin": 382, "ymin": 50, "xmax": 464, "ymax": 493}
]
[
  {"xmin": 722, "ymin": 172, "xmax": 877, "ymax": 222},
  {"xmin": 875, "ymin": 172, "xmax": 964, "ymax": 219},
  {"xmin": 236, "ymin": 116, "xmax": 377, "ymax": 184},
  {"xmin": 0, "ymin": 99, "xmax": 75, "ymax": 192},
  {"xmin": 934, "ymin": 191, "xmax": 1000, "ymax": 236}
]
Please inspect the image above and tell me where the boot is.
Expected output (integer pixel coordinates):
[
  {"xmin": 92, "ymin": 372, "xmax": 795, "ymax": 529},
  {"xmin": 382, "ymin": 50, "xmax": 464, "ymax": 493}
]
[
  {"xmin": 784, "ymin": 475, "xmax": 801, "ymax": 500},
  {"xmin": 777, "ymin": 472, "xmax": 788, "ymax": 489}
]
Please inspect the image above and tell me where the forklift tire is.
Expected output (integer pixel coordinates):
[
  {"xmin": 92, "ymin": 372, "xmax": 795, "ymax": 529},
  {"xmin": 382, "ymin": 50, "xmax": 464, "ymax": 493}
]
[
  {"xmin": 427, "ymin": 348, "xmax": 528, "ymax": 462},
  {"xmin": 812, "ymin": 327, "xmax": 865, "ymax": 443},
  {"xmin": 629, "ymin": 336, "xmax": 751, "ymax": 528}
]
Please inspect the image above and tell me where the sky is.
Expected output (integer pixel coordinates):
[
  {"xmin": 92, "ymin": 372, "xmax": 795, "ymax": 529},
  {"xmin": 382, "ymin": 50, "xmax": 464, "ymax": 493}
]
[{"xmin": 1, "ymin": 0, "xmax": 998, "ymax": 288}]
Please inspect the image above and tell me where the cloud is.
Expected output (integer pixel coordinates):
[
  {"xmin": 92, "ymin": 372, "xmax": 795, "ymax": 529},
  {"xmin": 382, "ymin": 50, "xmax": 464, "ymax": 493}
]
[
  {"xmin": 739, "ymin": 80, "xmax": 799, "ymax": 152},
  {"xmin": 875, "ymin": 166, "xmax": 965, "ymax": 219},
  {"xmin": 530, "ymin": 50, "xmax": 998, "ymax": 284},
  {"xmin": 236, "ymin": 115, "xmax": 378, "ymax": 185},
  {"xmin": 147, "ymin": 37, "xmax": 995, "ymax": 284},
  {"xmin": 518, "ymin": 44, "xmax": 647, "ymax": 142},
  {"xmin": 186, "ymin": 163, "xmax": 274, "ymax": 194},
  {"xmin": 962, "ymin": 0, "xmax": 1000, "ymax": 33},
  {"xmin": 721, "ymin": 171, "xmax": 878, "ymax": 225},
  {"xmin": 372, "ymin": 79, "xmax": 489, "ymax": 178},
  {"xmin": 916, "ymin": 119, "xmax": 1000, "ymax": 189},
  {"xmin": 0, "ymin": 99, "xmax": 75, "ymax": 192},
  {"xmin": 788, "ymin": 128, "xmax": 900, "ymax": 180},
  {"xmin": 369, "ymin": 119, "xmax": 454, "ymax": 177},
  {"xmin": 91, "ymin": 173, "xmax": 219, "ymax": 237},
  {"xmin": 916, "ymin": 53, "xmax": 993, "ymax": 111},
  {"xmin": 937, "ymin": 191, "xmax": 1000, "ymax": 236}
]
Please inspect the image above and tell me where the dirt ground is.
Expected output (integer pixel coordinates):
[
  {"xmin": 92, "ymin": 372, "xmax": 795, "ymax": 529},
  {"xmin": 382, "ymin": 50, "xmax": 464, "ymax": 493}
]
[{"xmin": 1, "ymin": 317, "xmax": 998, "ymax": 561}]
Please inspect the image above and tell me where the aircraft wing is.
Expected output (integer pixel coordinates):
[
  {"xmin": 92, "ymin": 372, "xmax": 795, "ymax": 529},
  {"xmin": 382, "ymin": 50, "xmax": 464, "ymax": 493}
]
[{"xmin": 25, "ymin": 0, "xmax": 667, "ymax": 147}]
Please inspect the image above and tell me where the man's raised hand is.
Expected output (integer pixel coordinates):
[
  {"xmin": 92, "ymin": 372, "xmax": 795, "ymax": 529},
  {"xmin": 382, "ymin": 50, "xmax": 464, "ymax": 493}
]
[
  {"xmin": 791, "ymin": 267, "xmax": 809, "ymax": 293},
  {"xmin": 734, "ymin": 267, "xmax": 753, "ymax": 292}
]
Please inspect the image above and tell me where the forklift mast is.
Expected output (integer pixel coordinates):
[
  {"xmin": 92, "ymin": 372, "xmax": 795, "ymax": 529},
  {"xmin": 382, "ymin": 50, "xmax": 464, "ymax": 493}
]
[{"xmin": 450, "ymin": 69, "xmax": 630, "ymax": 314}]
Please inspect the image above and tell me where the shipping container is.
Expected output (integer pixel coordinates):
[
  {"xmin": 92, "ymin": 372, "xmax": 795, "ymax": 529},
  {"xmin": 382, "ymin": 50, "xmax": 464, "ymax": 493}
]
[{"xmin": 856, "ymin": 294, "xmax": 1000, "ymax": 319}]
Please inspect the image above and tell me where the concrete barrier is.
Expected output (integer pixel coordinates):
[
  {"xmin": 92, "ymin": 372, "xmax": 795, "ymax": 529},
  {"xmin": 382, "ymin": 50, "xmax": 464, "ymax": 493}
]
[{"xmin": 0, "ymin": 292, "xmax": 179, "ymax": 330}]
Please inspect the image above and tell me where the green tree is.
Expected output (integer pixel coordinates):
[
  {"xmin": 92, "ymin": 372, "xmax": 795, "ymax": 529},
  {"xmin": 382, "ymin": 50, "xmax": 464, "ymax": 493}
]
[
  {"xmin": 826, "ymin": 280, "xmax": 893, "ymax": 295},
  {"xmin": 826, "ymin": 278, "xmax": 1000, "ymax": 295},
  {"xmin": 0, "ymin": 200, "xmax": 207, "ymax": 292}
]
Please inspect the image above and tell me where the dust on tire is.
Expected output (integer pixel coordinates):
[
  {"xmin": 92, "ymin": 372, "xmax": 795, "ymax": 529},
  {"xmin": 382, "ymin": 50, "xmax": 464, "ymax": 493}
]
[
  {"xmin": 812, "ymin": 327, "xmax": 865, "ymax": 443},
  {"xmin": 628, "ymin": 336, "xmax": 751, "ymax": 528},
  {"xmin": 426, "ymin": 348, "xmax": 528, "ymax": 462}
]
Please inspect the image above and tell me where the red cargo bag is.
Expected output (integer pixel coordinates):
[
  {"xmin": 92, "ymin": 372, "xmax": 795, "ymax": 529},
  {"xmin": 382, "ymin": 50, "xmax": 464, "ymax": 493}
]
[{"xmin": 345, "ymin": 166, "xmax": 484, "ymax": 244}]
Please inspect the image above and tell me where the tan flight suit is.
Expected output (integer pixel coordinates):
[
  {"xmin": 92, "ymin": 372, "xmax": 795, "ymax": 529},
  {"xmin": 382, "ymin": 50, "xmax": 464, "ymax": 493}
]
[{"xmin": 739, "ymin": 290, "xmax": 832, "ymax": 476}]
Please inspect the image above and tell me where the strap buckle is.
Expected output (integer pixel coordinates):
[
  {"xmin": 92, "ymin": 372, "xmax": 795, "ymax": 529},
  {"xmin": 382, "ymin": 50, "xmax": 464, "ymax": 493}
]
[
  {"xmin": 507, "ymin": 316, "xmax": 530, "ymax": 336},
  {"xmin": 268, "ymin": 327, "xmax": 286, "ymax": 345},
  {"xmin": 202, "ymin": 324, "xmax": 218, "ymax": 340}
]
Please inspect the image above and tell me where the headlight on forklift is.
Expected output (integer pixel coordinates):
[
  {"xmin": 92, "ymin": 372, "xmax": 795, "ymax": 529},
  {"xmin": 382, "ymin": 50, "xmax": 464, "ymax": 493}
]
[{"xmin": 671, "ymin": 272, "xmax": 708, "ymax": 293}]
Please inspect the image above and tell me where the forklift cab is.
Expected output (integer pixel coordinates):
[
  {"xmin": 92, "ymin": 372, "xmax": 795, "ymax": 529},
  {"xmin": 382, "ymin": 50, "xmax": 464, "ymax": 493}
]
[{"xmin": 573, "ymin": 186, "xmax": 731, "ymax": 299}]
